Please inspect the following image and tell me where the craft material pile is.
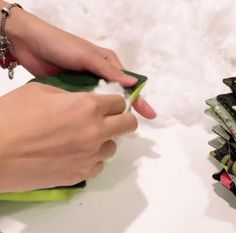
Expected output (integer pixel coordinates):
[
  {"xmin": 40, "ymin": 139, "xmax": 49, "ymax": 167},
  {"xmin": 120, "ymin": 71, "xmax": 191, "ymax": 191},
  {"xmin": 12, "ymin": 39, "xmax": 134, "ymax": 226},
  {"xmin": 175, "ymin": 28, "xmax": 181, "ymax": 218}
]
[{"xmin": 206, "ymin": 78, "xmax": 236, "ymax": 195}]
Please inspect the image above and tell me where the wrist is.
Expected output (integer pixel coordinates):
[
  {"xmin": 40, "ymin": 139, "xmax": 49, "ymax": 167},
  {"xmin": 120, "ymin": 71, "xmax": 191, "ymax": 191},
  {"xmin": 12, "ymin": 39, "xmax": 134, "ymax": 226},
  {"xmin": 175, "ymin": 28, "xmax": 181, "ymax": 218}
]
[
  {"xmin": 2, "ymin": 2, "xmax": 27, "ymax": 48},
  {"xmin": 0, "ymin": 2, "xmax": 37, "ymax": 55},
  {"xmin": 1, "ymin": 2, "xmax": 49, "ymax": 57},
  {"xmin": 0, "ymin": 2, "xmax": 26, "ymax": 77}
]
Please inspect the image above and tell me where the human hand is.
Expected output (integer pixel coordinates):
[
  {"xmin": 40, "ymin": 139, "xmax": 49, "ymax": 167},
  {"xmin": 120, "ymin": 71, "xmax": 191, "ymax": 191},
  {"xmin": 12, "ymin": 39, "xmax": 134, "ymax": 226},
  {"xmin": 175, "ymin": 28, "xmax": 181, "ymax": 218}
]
[
  {"xmin": 0, "ymin": 83, "xmax": 138, "ymax": 192},
  {"xmin": 3, "ymin": 3, "xmax": 157, "ymax": 119}
]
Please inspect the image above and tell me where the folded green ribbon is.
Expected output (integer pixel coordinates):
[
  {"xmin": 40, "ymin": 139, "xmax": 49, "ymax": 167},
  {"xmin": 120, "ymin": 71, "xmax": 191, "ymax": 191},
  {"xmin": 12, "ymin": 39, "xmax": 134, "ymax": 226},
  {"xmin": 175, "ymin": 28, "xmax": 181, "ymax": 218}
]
[
  {"xmin": 205, "ymin": 78, "xmax": 236, "ymax": 196},
  {"xmin": 0, "ymin": 70, "xmax": 147, "ymax": 202},
  {"xmin": 223, "ymin": 77, "xmax": 236, "ymax": 94},
  {"xmin": 212, "ymin": 125, "xmax": 231, "ymax": 141},
  {"xmin": 205, "ymin": 98, "xmax": 236, "ymax": 140},
  {"xmin": 28, "ymin": 70, "xmax": 147, "ymax": 102},
  {"xmin": 208, "ymin": 136, "xmax": 227, "ymax": 149}
]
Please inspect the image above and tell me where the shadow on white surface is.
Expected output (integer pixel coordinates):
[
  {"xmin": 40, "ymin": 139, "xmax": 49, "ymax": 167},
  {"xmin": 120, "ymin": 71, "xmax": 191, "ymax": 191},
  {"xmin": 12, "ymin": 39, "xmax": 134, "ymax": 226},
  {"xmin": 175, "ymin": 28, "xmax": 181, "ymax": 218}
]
[
  {"xmin": 213, "ymin": 183, "xmax": 236, "ymax": 209},
  {"xmin": 0, "ymin": 134, "xmax": 159, "ymax": 233},
  {"xmin": 175, "ymin": 124, "xmax": 236, "ymax": 232},
  {"xmin": 205, "ymin": 183, "xmax": 236, "ymax": 231}
]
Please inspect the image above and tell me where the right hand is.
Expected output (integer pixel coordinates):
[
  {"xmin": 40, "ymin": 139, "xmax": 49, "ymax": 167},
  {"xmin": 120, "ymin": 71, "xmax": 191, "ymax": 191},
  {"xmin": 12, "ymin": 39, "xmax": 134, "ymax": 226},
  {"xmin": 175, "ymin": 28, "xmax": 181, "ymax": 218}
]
[{"xmin": 0, "ymin": 82, "xmax": 138, "ymax": 193}]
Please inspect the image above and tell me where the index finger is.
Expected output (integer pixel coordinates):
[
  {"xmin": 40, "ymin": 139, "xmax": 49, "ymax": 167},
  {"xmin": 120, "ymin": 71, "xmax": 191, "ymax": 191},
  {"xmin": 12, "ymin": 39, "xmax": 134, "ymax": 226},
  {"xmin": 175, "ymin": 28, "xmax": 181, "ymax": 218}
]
[{"xmin": 92, "ymin": 57, "xmax": 138, "ymax": 87}]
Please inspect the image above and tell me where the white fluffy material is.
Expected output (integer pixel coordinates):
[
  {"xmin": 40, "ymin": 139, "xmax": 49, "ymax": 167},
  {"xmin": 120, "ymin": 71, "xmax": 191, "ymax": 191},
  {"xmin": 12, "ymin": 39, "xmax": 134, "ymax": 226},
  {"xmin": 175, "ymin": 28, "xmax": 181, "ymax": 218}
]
[
  {"xmin": 93, "ymin": 80, "xmax": 126, "ymax": 97},
  {"xmin": 93, "ymin": 80, "xmax": 132, "ymax": 112},
  {"xmin": 5, "ymin": 0, "xmax": 236, "ymax": 126}
]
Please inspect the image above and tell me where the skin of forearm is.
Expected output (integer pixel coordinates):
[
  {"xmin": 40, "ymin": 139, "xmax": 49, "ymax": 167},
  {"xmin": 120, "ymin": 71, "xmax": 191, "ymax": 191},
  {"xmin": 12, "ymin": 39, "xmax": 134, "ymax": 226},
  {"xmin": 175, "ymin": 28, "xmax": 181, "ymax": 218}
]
[{"xmin": 0, "ymin": 1, "xmax": 53, "ymax": 58}]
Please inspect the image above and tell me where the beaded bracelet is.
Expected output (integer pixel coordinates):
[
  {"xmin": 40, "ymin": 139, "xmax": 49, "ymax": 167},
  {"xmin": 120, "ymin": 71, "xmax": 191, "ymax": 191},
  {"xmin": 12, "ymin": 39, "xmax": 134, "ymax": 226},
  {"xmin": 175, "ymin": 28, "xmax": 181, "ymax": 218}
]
[{"xmin": 0, "ymin": 3, "xmax": 22, "ymax": 79}]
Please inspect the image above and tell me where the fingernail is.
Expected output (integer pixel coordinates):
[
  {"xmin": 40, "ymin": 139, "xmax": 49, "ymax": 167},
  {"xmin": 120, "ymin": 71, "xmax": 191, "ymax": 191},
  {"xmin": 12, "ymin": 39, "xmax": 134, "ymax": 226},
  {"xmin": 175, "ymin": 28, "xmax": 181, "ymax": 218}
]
[
  {"xmin": 142, "ymin": 100, "xmax": 157, "ymax": 119},
  {"xmin": 152, "ymin": 111, "xmax": 158, "ymax": 119},
  {"xmin": 147, "ymin": 106, "xmax": 158, "ymax": 119}
]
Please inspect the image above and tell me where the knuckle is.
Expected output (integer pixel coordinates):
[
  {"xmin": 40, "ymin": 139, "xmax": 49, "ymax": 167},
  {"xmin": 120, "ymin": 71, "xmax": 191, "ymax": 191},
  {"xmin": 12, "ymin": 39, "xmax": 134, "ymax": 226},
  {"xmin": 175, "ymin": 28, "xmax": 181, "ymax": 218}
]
[
  {"xmin": 99, "ymin": 163, "xmax": 105, "ymax": 172},
  {"xmin": 87, "ymin": 96, "xmax": 101, "ymax": 113},
  {"xmin": 76, "ymin": 94, "xmax": 102, "ymax": 115},
  {"xmin": 115, "ymin": 94, "xmax": 125, "ymax": 103},
  {"xmin": 108, "ymin": 140, "xmax": 117, "ymax": 155},
  {"xmin": 63, "ymin": 176, "xmax": 83, "ymax": 187},
  {"xmin": 129, "ymin": 113, "xmax": 138, "ymax": 131},
  {"xmin": 104, "ymin": 49, "xmax": 118, "ymax": 61},
  {"xmin": 79, "ymin": 140, "xmax": 98, "ymax": 154},
  {"xmin": 96, "ymin": 162, "xmax": 104, "ymax": 174},
  {"xmin": 109, "ymin": 50, "xmax": 117, "ymax": 58},
  {"xmin": 65, "ymin": 168, "xmax": 90, "ymax": 185},
  {"xmin": 100, "ymin": 140, "xmax": 117, "ymax": 159},
  {"xmin": 118, "ymin": 96, "xmax": 126, "ymax": 109},
  {"xmin": 79, "ymin": 168, "xmax": 90, "ymax": 179},
  {"xmin": 101, "ymin": 65, "xmax": 113, "ymax": 77},
  {"xmin": 78, "ymin": 131, "xmax": 102, "ymax": 154},
  {"xmin": 106, "ymin": 48, "xmax": 115, "ymax": 55},
  {"xmin": 89, "ymin": 124, "xmax": 103, "ymax": 139}
]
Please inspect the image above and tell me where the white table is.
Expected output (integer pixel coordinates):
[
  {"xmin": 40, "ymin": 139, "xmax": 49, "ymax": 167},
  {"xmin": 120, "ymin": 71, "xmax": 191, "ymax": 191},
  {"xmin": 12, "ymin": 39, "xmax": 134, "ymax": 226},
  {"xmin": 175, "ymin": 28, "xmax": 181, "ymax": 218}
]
[{"xmin": 0, "ymin": 121, "xmax": 235, "ymax": 233}]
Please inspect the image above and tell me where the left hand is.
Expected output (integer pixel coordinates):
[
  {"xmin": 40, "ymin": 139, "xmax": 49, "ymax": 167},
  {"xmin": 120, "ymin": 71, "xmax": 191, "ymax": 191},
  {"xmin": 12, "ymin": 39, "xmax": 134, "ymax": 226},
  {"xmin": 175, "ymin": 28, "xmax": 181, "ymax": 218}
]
[{"xmin": 5, "ymin": 5, "xmax": 157, "ymax": 119}]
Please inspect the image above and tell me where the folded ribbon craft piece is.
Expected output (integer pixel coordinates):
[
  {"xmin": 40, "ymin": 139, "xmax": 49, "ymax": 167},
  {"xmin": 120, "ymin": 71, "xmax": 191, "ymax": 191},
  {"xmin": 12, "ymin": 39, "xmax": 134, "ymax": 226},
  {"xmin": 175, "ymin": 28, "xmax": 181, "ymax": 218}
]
[
  {"xmin": 0, "ymin": 70, "xmax": 148, "ymax": 202},
  {"xmin": 212, "ymin": 125, "xmax": 231, "ymax": 141},
  {"xmin": 223, "ymin": 77, "xmax": 236, "ymax": 94},
  {"xmin": 212, "ymin": 169, "xmax": 236, "ymax": 194},
  {"xmin": 206, "ymin": 77, "xmax": 236, "ymax": 196},
  {"xmin": 217, "ymin": 94, "xmax": 236, "ymax": 120}
]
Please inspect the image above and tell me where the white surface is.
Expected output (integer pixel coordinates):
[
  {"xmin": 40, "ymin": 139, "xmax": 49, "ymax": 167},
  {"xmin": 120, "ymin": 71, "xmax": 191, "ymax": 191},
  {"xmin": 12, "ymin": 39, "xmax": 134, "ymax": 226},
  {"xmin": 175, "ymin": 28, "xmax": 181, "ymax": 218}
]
[
  {"xmin": 0, "ymin": 0, "xmax": 236, "ymax": 232},
  {"xmin": 0, "ymin": 125, "xmax": 236, "ymax": 233}
]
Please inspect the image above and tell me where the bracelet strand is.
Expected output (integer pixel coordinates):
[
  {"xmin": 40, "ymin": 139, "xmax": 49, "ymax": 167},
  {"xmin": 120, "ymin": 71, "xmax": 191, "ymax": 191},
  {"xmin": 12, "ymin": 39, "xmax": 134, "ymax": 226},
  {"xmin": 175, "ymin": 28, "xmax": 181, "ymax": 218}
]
[{"xmin": 0, "ymin": 3, "xmax": 22, "ymax": 79}]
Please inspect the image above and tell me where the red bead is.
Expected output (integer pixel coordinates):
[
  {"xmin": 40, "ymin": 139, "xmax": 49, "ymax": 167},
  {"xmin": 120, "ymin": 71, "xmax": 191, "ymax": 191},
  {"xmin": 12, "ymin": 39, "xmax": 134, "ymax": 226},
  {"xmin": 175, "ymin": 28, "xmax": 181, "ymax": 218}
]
[{"xmin": 0, "ymin": 51, "xmax": 18, "ymax": 69}]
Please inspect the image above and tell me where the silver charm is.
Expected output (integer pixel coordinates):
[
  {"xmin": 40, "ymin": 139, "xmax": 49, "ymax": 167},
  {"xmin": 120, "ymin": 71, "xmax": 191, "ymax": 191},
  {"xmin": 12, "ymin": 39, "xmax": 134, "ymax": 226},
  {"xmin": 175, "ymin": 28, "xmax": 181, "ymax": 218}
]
[{"xmin": 8, "ymin": 61, "xmax": 18, "ymax": 79}]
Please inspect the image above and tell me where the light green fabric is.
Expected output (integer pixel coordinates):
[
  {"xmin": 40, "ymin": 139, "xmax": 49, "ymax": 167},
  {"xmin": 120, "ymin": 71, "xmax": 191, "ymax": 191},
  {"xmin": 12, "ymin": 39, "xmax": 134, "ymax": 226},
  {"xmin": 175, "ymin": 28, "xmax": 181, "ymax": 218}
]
[
  {"xmin": 212, "ymin": 125, "xmax": 231, "ymax": 140},
  {"xmin": 205, "ymin": 108, "xmax": 229, "ymax": 133},
  {"xmin": 0, "ymin": 188, "xmax": 82, "ymax": 202},
  {"xmin": 205, "ymin": 98, "xmax": 236, "ymax": 140},
  {"xmin": 208, "ymin": 136, "xmax": 227, "ymax": 149}
]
